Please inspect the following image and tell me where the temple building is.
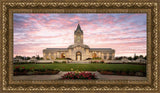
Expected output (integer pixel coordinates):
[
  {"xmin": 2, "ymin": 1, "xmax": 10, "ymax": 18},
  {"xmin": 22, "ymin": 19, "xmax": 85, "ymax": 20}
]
[{"xmin": 43, "ymin": 24, "xmax": 115, "ymax": 61}]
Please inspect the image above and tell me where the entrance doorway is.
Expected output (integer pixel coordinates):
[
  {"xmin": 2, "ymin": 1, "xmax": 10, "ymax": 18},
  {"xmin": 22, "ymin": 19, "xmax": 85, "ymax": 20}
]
[
  {"xmin": 61, "ymin": 53, "xmax": 65, "ymax": 58},
  {"xmin": 76, "ymin": 51, "xmax": 82, "ymax": 61}
]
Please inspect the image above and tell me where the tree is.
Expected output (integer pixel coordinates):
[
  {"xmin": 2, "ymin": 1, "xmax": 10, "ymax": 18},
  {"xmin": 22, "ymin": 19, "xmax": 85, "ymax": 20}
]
[
  {"xmin": 139, "ymin": 55, "xmax": 143, "ymax": 58},
  {"xmin": 144, "ymin": 55, "xmax": 147, "ymax": 60},
  {"xmin": 36, "ymin": 55, "xmax": 40, "ymax": 60},
  {"xmin": 133, "ymin": 56, "xmax": 138, "ymax": 60},
  {"xmin": 40, "ymin": 57, "xmax": 43, "ymax": 60},
  {"xmin": 128, "ymin": 57, "xmax": 132, "ymax": 60},
  {"xmin": 15, "ymin": 56, "xmax": 23, "ymax": 59},
  {"xmin": 26, "ymin": 56, "xmax": 31, "ymax": 60},
  {"xmin": 115, "ymin": 57, "xmax": 123, "ymax": 60}
]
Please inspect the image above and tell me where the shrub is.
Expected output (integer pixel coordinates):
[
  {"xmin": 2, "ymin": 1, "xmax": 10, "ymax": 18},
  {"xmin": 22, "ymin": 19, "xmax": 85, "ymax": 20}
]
[
  {"xmin": 66, "ymin": 58, "xmax": 72, "ymax": 60},
  {"xmin": 29, "ymin": 67, "xmax": 35, "ymax": 72},
  {"xmin": 91, "ymin": 61, "xmax": 104, "ymax": 63},
  {"xmin": 100, "ymin": 60, "xmax": 104, "ymax": 63},
  {"xmin": 34, "ymin": 69, "xmax": 40, "ymax": 72},
  {"xmin": 54, "ymin": 61, "xmax": 59, "ymax": 63},
  {"xmin": 13, "ymin": 67, "xmax": 60, "ymax": 75},
  {"xmin": 91, "ymin": 61, "xmax": 96, "ymax": 63},
  {"xmin": 56, "ymin": 58, "xmax": 66, "ymax": 60},
  {"xmin": 39, "ymin": 69, "xmax": 46, "ymax": 72},
  {"xmin": 62, "ymin": 61, "xmax": 66, "ymax": 63},
  {"xmin": 14, "ymin": 62, "xmax": 35, "ymax": 64},
  {"xmin": 86, "ymin": 58, "xmax": 91, "ymax": 60},
  {"xmin": 14, "ymin": 67, "xmax": 20, "ymax": 72},
  {"xmin": 47, "ymin": 69, "xmax": 53, "ymax": 71},
  {"xmin": 92, "ymin": 57, "xmax": 102, "ymax": 60}
]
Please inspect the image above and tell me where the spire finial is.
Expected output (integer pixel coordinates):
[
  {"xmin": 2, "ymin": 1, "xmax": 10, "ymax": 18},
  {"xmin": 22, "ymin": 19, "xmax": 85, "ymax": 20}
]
[
  {"xmin": 74, "ymin": 21, "xmax": 83, "ymax": 34},
  {"xmin": 76, "ymin": 21, "xmax": 81, "ymax": 31}
]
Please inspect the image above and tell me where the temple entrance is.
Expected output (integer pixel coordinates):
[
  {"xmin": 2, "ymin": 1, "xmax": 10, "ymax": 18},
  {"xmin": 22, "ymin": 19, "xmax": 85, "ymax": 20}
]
[
  {"xmin": 76, "ymin": 51, "xmax": 82, "ymax": 61},
  {"xmin": 61, "ymin": 53, "xmax": 65, "ymax": 58}
]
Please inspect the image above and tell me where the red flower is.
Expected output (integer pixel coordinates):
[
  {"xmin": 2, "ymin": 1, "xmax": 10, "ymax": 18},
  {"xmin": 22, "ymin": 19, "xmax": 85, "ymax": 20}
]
[
  {"xmin": 62, "ymin": 72, "xmax": 96, "ymax": 79},
  {"xmin": 22, "ymin": 67, "xmax": 25, "ymax": 69}
]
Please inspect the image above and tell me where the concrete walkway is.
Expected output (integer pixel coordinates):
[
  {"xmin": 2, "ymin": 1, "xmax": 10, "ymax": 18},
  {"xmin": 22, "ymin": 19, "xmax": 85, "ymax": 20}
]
[
  {"xmin": 13, "ymin": 71, "xmax": 147, "ymax": 80},
  {"xmin": 68, "ymin": 61, "xmax": 90, "ymax": 64}
]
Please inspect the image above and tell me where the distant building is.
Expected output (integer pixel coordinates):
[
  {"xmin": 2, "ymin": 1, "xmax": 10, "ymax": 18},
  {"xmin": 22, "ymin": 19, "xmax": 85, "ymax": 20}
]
[
  {"xmin": 43, "ymin": 24, "xmax": 115, "ymax": 62},
  {"xmin": 135, "ymin": 58, "xmax": 147, "ymax": 63},
  {"xmin": 13, "ymin": 57, "xmax": 23, "ymax": 63},
  {"xmin": 29, "ymin": 56, "xmax": 37, "ymax": 62},
  {"xmin": 121, "ymin": 58, "xmax": 131, "ymax": 63}
]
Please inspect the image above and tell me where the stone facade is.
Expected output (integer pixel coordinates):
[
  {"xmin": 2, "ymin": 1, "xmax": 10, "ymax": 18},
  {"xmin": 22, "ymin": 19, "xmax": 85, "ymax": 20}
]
[{"xmin": 43, "ymin": 24, "xmax": 115, "ymax": 61}]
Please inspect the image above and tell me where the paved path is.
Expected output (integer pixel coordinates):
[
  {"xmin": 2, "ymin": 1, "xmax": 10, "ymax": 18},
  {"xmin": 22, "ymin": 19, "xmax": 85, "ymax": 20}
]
[
  {"xmin": 13, "ymin": 71, "xmax": 147, "ymax": 80},
  {"xmin": 68, "ymin": 61, "xmax": 90, "ymax": 64}
]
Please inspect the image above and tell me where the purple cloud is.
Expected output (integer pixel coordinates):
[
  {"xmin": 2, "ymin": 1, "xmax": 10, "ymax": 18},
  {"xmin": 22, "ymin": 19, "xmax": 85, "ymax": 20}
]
[{"xmin": 14, "ymin": 13, "xmax": 147, "ymax": 57}]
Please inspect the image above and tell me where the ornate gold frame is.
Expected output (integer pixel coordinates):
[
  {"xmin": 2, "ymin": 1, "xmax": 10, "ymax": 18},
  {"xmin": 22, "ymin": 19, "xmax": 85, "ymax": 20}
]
[{"xmin": 0, "ymin": 0, "xmax": 159, "ymax": 92}]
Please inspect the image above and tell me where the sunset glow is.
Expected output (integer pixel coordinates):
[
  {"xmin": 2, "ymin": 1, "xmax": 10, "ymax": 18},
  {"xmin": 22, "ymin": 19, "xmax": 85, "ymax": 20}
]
[{"xmin": 14, "ymin": 13, "xmax": 147, "ymax": 57}]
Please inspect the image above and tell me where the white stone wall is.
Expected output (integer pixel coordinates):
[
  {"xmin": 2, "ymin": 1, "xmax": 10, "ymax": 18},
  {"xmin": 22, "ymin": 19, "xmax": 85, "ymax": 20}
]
[{"xmin": 43, "ymin": 48, "xmax": 115, "ymax": 61}]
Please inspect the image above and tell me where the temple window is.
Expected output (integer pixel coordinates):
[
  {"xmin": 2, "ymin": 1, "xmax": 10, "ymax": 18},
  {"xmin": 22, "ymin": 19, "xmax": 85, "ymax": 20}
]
[
  {"xmin": 104, "ymin": 56, "xmax": 107, "ymax": 59},
  {"xmin": 61, "ymin": 53, "xmax": 65, "ymax": 58},
  {"xmin": 109, "ymin": 56, "xmax": 112, "ymax": 60},
  {"xmin": 92, "ymin": 53, "xmax": 97, "ymax": 58}
]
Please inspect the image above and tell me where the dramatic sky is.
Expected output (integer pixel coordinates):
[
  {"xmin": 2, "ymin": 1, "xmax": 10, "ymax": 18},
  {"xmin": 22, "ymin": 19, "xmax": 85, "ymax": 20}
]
[{"xmin": 14, "ymin": 13, "xmax": 147, "ymax": 57}]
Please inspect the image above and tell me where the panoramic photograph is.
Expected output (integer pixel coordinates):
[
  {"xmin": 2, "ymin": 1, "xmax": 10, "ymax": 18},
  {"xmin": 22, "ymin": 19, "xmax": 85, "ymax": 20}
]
[{"xmin": 13, "ymin": 13, "xmax": 147, "ymax": 80}]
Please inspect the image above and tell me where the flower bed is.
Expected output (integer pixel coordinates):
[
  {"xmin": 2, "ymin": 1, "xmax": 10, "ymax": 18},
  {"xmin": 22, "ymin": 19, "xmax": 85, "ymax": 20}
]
[
  {"xmin": 33, "ymin": 70, "xmax": 59, "ymax": 75},
  {"xmin": 14, "ymin": 66, "xmax": 60, "ymax": 76},
  {"xmin": 91, "ymin": 60, "xmax": 104, "ymax": 64},
  {"xmin": 62, "ymin": 71, "xmax": 96, "ymax": 79},
  {"xmin": 97, "ymin": 70, "xmax": 146, "ymax": 77}
]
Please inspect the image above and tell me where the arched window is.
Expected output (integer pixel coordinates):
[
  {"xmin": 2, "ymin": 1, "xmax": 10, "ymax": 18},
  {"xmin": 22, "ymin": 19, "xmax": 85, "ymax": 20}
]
[
  {"xmin": 51, "ymin": 55, "xmax": 54, "ymax": 60},
  {"xmin": 92, "ymin": 53, "xmax": 97, "ymax": 58},
  {"xmin": 61, "ymin": 53, "xmax": 65, "ymax": 58}
]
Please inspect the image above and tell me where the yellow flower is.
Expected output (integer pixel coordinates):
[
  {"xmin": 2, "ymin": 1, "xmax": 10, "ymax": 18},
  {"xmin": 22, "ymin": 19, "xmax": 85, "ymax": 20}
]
[{"xmin": 71, "ymin": 68, "xmax": 73, "ymax": 71}]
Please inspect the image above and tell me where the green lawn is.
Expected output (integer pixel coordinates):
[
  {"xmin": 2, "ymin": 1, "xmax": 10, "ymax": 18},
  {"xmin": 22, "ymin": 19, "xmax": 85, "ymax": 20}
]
[{"xmin": 13, "ymin": 63, "xmax": 146, "ymax": 72}]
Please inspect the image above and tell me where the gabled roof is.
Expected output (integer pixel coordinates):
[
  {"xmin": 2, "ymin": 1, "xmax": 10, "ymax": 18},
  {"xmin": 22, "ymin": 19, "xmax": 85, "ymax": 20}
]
[
  {"xmin": 68, "ymin": 44, "xmax": 90, "ymax": 49},
  {"xmin": 43, "ymin": 48, "xmax": 68, "ymax": 52},
  {"xmin": 90, "ymin": 48, "xmax": 115, "ymax": 52}
]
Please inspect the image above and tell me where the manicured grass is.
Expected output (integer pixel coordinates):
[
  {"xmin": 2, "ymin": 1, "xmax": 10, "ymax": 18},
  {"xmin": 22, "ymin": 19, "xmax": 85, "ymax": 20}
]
[{"xmin": 13, "ymin": 63, "xmax": 146, "ymax": 72}]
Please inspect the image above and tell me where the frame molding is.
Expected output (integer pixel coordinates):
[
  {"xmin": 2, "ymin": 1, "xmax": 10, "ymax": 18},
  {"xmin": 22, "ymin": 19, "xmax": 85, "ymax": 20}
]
[{"xmin": 0, "ymin": 0, "xmax": 159, "ymax": 92}]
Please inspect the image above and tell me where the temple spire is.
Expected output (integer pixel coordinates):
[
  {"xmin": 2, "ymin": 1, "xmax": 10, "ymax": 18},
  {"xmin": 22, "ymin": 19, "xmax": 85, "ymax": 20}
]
[
  {"xmin": 74, "ymin": 22, "xmax": 83, "ymax": 44},
  {"xmin": 76, "ymin": 23, "xmax": 82, "ymax": 31}
]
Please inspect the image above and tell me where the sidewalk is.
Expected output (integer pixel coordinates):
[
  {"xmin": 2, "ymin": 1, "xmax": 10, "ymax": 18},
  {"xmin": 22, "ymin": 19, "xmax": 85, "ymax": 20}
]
[{"xmin": 13, "ymin": 71, "xmax": 147, "ymax": 80}]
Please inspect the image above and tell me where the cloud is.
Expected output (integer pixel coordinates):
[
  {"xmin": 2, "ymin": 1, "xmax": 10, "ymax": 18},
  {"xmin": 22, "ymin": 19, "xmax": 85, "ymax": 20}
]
[{"xmin": 14, "ymin": 13, "xmax": 146, "ymax": 57}]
